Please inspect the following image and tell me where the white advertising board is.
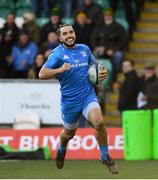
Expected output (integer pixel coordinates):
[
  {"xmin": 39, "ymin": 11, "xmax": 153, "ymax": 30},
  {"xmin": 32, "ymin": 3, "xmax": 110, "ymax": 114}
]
[{"xmin": 0, "ymin": 80, "xmax": 62, "ymax": 124}]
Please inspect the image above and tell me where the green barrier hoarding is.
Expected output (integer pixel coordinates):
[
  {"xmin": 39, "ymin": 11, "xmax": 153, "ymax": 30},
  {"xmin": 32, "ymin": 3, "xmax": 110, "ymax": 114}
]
[
  {"xmin": 123, "ymin": 110, "xmax": 152, "ymax": 160},
  {"xmin": 153, "ymin": 109, "xmax": 158, "ymax": 159}
]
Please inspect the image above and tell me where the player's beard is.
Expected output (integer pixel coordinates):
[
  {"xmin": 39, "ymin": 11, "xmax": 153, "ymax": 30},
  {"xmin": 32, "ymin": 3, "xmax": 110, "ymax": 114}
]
[{"xmin": 62, "ymin": 38, "xmax": 76, "ymax": 48}]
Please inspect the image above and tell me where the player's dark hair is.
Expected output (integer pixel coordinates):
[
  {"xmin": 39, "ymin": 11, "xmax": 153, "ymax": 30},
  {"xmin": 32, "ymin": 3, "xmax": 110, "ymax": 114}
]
[
  {"xmin": 56, "ymin": 24, "xmax": 72, "ymax": 36},
  {"xmin": 123, "ymin": 59, "xmax": 135, "ymax": 66}
]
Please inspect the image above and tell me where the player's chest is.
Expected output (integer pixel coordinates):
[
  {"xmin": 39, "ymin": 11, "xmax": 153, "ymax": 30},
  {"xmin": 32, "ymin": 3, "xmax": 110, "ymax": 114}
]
[{"xmin": 62, "ymin": 50, "xmax": 88, "ymax": 64}]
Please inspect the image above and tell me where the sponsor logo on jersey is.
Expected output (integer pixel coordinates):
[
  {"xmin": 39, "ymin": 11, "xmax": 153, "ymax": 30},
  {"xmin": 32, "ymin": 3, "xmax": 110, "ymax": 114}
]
[
  {"xmin": 80, "ymin": 50, "xmax": 87, "ymax": 57},
  {"xmin": 75, "ymin": 59, "xmax": 80, "ymax": 63},
  {"xmin": 63, "ymin": 54, "xmax": 69, "ymax": 60},
  {"xmin": 71, "ymin": 62, "xmax": 88, "ymax": 68}
]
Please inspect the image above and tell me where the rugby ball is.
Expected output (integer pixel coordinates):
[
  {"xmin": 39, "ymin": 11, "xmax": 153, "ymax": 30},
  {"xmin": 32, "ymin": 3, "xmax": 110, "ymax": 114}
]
[{"xmin": 88, "ymin": 63, "xmax": 105, "ymax": 85}]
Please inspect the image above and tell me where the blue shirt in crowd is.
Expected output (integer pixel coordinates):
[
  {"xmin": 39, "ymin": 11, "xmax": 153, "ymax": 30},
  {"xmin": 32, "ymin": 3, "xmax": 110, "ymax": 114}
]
[{"xmin": 12, "ymin": 42, "xmax": 38, "ymax": 71}]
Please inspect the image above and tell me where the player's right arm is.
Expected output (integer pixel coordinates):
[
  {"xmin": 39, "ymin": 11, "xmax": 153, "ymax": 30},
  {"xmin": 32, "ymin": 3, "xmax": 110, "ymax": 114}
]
[
  {"xmin": 39, "ymin": 49, "xmax": 70, "ymax": 80},
  {"xmin": 39, "ymin": 63, "xmax": 70, "ymax": 80}
]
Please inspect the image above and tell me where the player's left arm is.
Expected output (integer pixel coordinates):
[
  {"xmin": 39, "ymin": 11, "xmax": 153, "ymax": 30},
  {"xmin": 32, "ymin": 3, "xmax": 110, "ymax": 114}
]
[
  {"xmin": 99, "ymin": 68, "xmax": 108, "ymax": 81},
  {"xmin": 87, "ymin": 46, "xmax": 108, "ymax": 81}
]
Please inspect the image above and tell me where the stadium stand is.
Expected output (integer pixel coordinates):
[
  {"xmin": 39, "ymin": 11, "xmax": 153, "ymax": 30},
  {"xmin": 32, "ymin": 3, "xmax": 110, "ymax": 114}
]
[
  {"xmin": 16, "ymin": 0, "xmax": 33, "ymax": 9},
  {"xmin": 94, "ymin": 0, "xmax": 110, "ymax": 9},
  {"xmin": 62, "ymin": 17, "xmax": 74, "ymax": 25},
  {"xmin": 115, "ymin": 17, "xmax": 129, "ymax": 32},
  {"xmin": 16, "ymin": 8, "xmax": 33, "ymax": 17},
  {"xmin": 15, "ymin": 0, "xmax": 33, "ymax": 17},
  {"xmin": 36, "ymin": 17, "xmax": 49, "ymax": 27},
  {"xmin": 0, "ymin": 8, "xmax": 12, "ymax": 18},
  {"xmin": 0, "ymin": 0, "xmax": 15, "ymax": 10},
  {"xmin": 105, "ymin": 1, "xmax": 158, "ymax": 126}
]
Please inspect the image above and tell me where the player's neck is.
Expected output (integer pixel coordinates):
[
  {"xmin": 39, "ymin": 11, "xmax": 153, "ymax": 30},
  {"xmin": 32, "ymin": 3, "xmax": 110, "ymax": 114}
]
[{"xmin": 63, "ymin": 44, "xmax": 76, "ymax": 49}]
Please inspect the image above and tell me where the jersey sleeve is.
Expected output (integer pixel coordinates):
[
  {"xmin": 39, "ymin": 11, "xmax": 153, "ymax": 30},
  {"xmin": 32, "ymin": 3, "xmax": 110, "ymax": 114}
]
[
  {"xmin": 43, "ymin": 51, "xmax": 60, "ymax": 69},
  {"xmin": 86, "ymin": 46, "xmax": 96, "ymax": 65}
]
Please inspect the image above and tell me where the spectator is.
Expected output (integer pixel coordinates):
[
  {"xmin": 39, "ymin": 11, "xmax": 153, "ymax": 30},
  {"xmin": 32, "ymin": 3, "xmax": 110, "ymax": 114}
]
[
  {"xmin": 1, "ymin": 13, "xmax": 19, "ymax": 47},
  {"xmin": 138, "ymin": 63, "xmax": 158, "ymax": 109},
  {"xmin": 73, "ymin": 12, "xmax": 92, "ymax": 47},
  {"xmin": 133, "ymin": 0, "xmax": 145, "ymax": 20},
  {"xmin": 10, "ymin": 30, "xmax": 38, "ymax": 78},
  {"xmin": 22, "ymin": 12, "xmax": 41, "ymax": 45},
  {"xmin": 32, "ymin": 0, "xmax": 53, "ymax": 17},
  {"xmin": 117, "ymin": 59, "xmax": 139, "ymax": 113},
  {"xmin": 1, "ymin": 12, "xmax": 19, "ymax": 78},
  {"xmin": 76, "ymin": 0, "xmax": 103, "ymax": 26},
  {"xmin": 1, "ymin": 13, "xmax": 19, "ymax": 56},
  {"xmin": 40, "ymin": 8, "xmax": 61, "ymax": 44},
  {"xmin": 28, "ymin": 53, "xmax": 45, "ymax": 79},
  {"xmin": 91, "ymin": 8, "xmax": 126, "ymax": 82},
  {"xmin": 110, "ymin": 0, "xmax": 135, "ymax": 38},
  {"xmin": 40, "ymin": 32, "xmax": 59, "ymax": 59},
  {"xmin": 0, "ymin": 31, "xmax": 8, "ymax": 78},
  {"xmin": 62, "ymin": 0, "xmax": 83, "ymax": 18}
]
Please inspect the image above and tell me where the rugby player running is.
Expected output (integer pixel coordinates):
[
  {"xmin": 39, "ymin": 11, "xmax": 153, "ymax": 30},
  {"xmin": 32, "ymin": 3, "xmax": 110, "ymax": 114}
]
[{"xmin": 39, "ymin": 24, "xmax": 119, "ymax": 174}]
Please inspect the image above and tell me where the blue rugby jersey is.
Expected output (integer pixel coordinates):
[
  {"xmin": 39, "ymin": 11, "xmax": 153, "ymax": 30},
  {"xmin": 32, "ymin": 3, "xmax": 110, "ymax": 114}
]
[{"xmin": 43, "ymin": 44, "xmax": 96, "ymax": 107}]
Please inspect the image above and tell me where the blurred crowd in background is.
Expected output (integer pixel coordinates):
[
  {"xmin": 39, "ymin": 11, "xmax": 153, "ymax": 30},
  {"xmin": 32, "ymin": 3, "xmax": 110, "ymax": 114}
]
[{"xmin": 0, "ymin": 0, "xmax": 144, "ymax": 79}]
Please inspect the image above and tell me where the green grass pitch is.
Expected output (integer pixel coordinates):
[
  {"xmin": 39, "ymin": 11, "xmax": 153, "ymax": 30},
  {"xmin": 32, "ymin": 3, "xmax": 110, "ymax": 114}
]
[{"xmin": 0, "ymin": 160, "xmax": 158, "ymax": 179}]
